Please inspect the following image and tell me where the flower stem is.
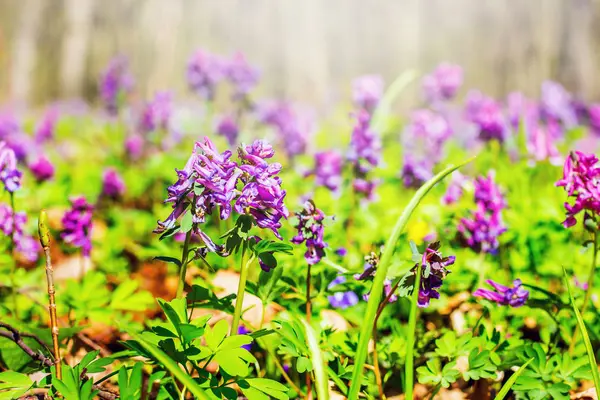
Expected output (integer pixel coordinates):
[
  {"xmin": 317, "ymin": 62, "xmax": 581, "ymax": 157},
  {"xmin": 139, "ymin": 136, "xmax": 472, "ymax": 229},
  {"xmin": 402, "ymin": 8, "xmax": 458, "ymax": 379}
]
[
  {"xmin": 570, "ymin": 230, "xmax": 598, "ymax": 352},
  {"xmin": 231, "ymin": 244, "xmax": 254, "ymax": 335},
  {"xmin": 176, "ymin": 230, "xmax": 192, "ymax": 299},
  {"xmin": 305, "ymin": 264, "xmax": 312, "ymax": 398},
  {"xmin": 405, "ymin": 263, "xmax": 422, "ymax": 400},
  {"xmin": 8, "ymin": 192, "xmax": 17, "ymax": 317}
]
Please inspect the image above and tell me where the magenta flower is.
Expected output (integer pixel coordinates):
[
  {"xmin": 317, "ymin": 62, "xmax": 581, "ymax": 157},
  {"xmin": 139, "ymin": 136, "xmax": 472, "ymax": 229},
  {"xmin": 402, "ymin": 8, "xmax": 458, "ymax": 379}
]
[
  {"xmin": 401, "ymin": 156, "xmax": 434, "ymax": 189},
  {"xmin": 139, "ymin": 92, "xmax": 173, "ymax": 134},
  {"xmin": 307, "ymin": 151, "xmax": 343, "ymax": 192},
  {"xmin": 291, "ymin": 200, "xmax": 327, "ymax": 265},
  {"xmin": 226, "ymin": 52, "xmax": 260, "ymax": 98},
  {"xmin": 102, "ymin": 168, "xmax": 126, "ymax": 198},
  {"xmin": 526, "ymin": 122, "xmax": 562, "ymax": 165},
  {"xmin": 474, "ymin": 172, "xmax": 507, "ymax": 212},
  {"xmin": 29, "ymin": 156, "xmax": 55, "ymax": 183},
  {"xmin": 0, "ymin": 141, "xmax": 21, "ymax": 193},
  {"xmin": 35, "ymin": 108, "xmax": 59, "ymax": 143},
  {"xmin": 124, "ymin": 135, "xmax": 145, "ymax": 160},
  {"xmin": 99, "ymin": 56, "xmax": 134, "ymax": 115},
  {"xmin": 61, "ymin": 196, "xmax": 94, "ymax": 256},
  {"xmin": 215, "ymin": 115, "xmax": 239, "ymax": 146},
  {"xmin": 257, "ymin": 101, "xmax": 313, "ymax": 158},
  {"xmin": 442, "ymin": 172, "xmax": 466, "ymax": 205},
  {"xmin": 540, "ymin": 81, "xmax": 577, "ymax": 128},
  {"xmin": 187, "ymin": 50, "xmax": 225, "ymax": 100},
  {"xmin": 472, "ymin": 97, "xmax": 506, "ymax": 142},
  {"xmin": 556, "ymin": 151, "xmax": 600, "ymax": 228},
  {"xmin": 422, "ymin": 63, "xmax": 463, "ymax": 103},
  {"xmin": 352, "ymin": 75, "xmax": 384, "ymax": 112},
  {"xmin": 473, "ymin": 279, "xmax": 529, "ymax": 307},
  {"xmin": 588, "ymin": 104, "xmax": 600, "ymax": 135}
]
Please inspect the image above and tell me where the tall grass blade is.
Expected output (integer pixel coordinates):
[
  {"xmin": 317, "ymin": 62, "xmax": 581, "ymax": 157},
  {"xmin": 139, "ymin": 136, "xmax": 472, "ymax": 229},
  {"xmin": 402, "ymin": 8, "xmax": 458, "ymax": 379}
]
[
  {"xmin": 493, "ymin": 358, "xmax": 534, "ymax": 400},
  {"xmin": 371, "ymin": 69, "xmax": 419, "ymax": 133},
  {"xmin": 346, "ymin": 157, "xmax": 475, "ymax": 400},
  {"xmin": 563, "ymin": 266, "xmax": 600, "ymax": 391},
  {"xmin": 301, "ymin": 319, "xmax": 329, "ymax": 400}
]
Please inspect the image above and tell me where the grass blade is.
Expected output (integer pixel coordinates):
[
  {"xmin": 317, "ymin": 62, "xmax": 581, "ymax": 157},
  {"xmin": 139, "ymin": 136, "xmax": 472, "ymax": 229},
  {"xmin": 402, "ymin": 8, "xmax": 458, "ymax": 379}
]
[
  {"xmin": 129, "ymin": 332, "xmax": 210, "ymax": 400},
  {"xmin": 301, "ymin": 319, "xmax": 329, "ymax": 400},
  {"xmin": 371, "ymin": 69, "xmax": 419, "ymax": 133},
  {"xmin": 493, "ymin": 358, "xmax": 534, "ymax": 400},
  {"xmin": 562, "ymin": 266, "xmax": 600, "ymax": 391},
  {"xmin": 346, "ymin": 157, "xmax": 475, "ymax": 400}
]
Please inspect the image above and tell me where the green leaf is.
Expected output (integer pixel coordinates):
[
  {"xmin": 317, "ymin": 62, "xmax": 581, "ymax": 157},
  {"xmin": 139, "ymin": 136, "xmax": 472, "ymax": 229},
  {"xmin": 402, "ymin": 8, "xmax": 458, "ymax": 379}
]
[
  {"xmin": 218, "ymin": 335, "xmax": 253, "ymax": 351},
  {"xmin": 179, "ymin": 324, "xmax": 205, "ymax": 344},
  {"xmin": 214, "ymin": 348, "xmax": 256, "ymax": 376},
  {"xmin": 205, "ymin": 319, "xmax": 229, "ymax": 350},
  {"xmin": 180, "ymin": 212, "xmax": 194, "ymax": 233},
  {"xmin": 246, "ymin": 378, "xmax": 289, "ymax": 400},
  {"xmin": 301, "ymin": 319, "xmax": 329, "ymax": 400},
  {"xmin": 494, "ymin": 358, "xmax": 534, "ymax": 400},
  {"xmin": 127, "ymin": 331, "xmax": 210, "ymax": 400},
  {"xmin": 0, "ymin": 371, "xmax": 33, "ymax": 400},
  {"xmin": 563, "ymin": 266, "xmax": 600, "ymax": 392},
  {"xmin": 348, "ymin": 157, "xmax": 475, "ymax": 400},
  {"xmin": 153, "ymin": 256, "xmax": 182, "ymax": 267},
  {"xmin": 296, "ymin": 356, "xmax": 312, "ymax": 373}
]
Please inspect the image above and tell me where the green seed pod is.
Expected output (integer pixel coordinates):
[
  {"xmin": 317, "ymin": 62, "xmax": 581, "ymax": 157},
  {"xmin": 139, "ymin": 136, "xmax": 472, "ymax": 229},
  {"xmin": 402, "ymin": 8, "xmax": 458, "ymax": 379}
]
[{"xmin": 38, "ymin": 210, "xmax": 51, "ymax": 248}]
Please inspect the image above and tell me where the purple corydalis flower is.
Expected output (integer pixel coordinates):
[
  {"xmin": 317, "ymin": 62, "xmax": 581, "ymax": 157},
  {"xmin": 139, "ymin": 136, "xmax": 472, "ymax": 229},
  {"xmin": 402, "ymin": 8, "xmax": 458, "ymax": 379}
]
[
  {"xmin": 589, "ymin": 104, "xmax": 600, "ymax": 135},
  {"xmin": 442, "ymin": 172, "xmax": 466, "ymax": 205},
  {"xmin": 348, "ymin": 110, "xmax": 381, "ymax": 173},
  {"xmin": 0, "ymin": 141, "xmax": 21, "ymax": 193},
  {"xmin": 401, "ymin": 156, "xmax": 434, "ymax": 189},
  {"xmin": 29, "ymin": 156, "xmax": 55, "ymax": 182},
  {"xmin": 556, "ymin": 151, "xmax": 600, "ymax": 228},
  {"xmin": 102, "ymin": 168, "xmax": 126, "ymax": 198},
  {"xmin": 422, "ymin": 63, "xmax": 463, "ymax": 103},
  {"xmin": 540, "ymin": 81, "xmax": 577, "ymax": 128},
  {"xmin": 307, "ymin": 151, "xmax": 343, "ymax": 192},
  {"xmin": 354, "ymin": 252, "xmax": 398, "ymax": 303},
  {"xmin": 473, "ymin": 172, "xmax": 507, "ymax": 212},
  {"xmin": 258, "ymin": 101, "xmax": 313, "ymax": 159},
  {"xmin": 215, "ymin": 115, "xmax": 239, "ymax": 146},
  {"xmin": 236, "ymin": 325, "xmax": 253, "ymax": 350},
  {"xmin": 352, "ymin": 75, "xmax": 384, "ymax": 112},
  {"xmin": 526, "ymin": 123, "xmax": 562, "ymax": 165},
  {"xmin": 472, "ymin": 97, "xmax": 506, "ymax": 142},
  {"xmin": 335, "ymin": 247, "xmax": 347, "ymax": 257},
  {"xmin": 125, "ymin": 135, "xmax": 145, "ymax": 160},
  {"xmin": 416, "ymin": 242, "xmax": 455, "ymax": 308},
  {"xmin": 61, "ymin": 196, "xmax": 94, "ymax": 257},
  {"xmin": 139, "ymin": 92, "xmax": 173, "ymax": 134},
  {"xmin": 35, "ymin": 108, "xmax": 59, "ymax": 143},
  {"xmin": 99, "ymin": 56, "xmax": 134, "ymax": 115},
  {"xmin": 291, "ymin": 200, "xmax": 327, "ymax": 265},
  {"xmin": 473, "ymin": 279, "xmax": 529, "ymax": 307},
  {"xmin": 187, "ymin": 49, "xmax": 225, "ymax": 100},
  {"xmin": 327, "ymin": 276, "xmax": 359, "ymax": 309},
  {"xmin": 226, "ymin": 52, "xmax": 260, "ymax": 98},
  {"xmin": 0, "ymin": 203, "xmax": 39, "ymax": 262}
]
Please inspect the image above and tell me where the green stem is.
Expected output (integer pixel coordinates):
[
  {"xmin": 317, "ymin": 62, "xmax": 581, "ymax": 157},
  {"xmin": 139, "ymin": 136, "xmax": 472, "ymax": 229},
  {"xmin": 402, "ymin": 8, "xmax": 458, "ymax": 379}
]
[
  {"xmin": 9, "ymin": 193, "xmax": 17, "ymax": 316},
  {"xmin": 231, "ymin": 244, "xmax": 254, "ymax": 335},
  {"xmin": 176, "ymin": 231, "xmax": 192, "ymax": 299},
  {"xmin": 570, "ymin": 230, "xmax": 598, "ymax": 352},
  {"xmin": 346, "ymin": 158, "xmax": 474, "ymax": 400},
  {"xmin": 405, "ymin": 263, "xmax": 422, "ymax": 400}
]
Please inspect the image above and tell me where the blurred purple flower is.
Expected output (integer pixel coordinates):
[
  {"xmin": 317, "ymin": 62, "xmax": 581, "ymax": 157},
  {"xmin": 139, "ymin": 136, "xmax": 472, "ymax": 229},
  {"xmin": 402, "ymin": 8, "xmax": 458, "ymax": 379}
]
[
  {"xmin": 540, "ymin": 80, "xmax": 577, "ymax": 128},
  {"xmin": 61, "ymin": 196, "xmax": 94, "ymax": 256},
  {"xmin": 0, "ymin": 204, "xmax": 40, "ymax": 262},
  {"xmin": 474, "ymin": 172, "xmax": 507, "ymax": 212},
  {"xmin": 215, "ymin": 115, "xmax": 239, "ymax": 146},
  {"xmin": 471, "ymin": 97, "xmax": 506, "ymax": 142},
  {"xmin": 102, "ymin": 168, "xmax": 126, "ymax": 198},
  {"xmin": 35, "ymin": 108, "xmax": 59, "ymax": 143},
  {"xmin": 327, "ymin": 276, "xmax": 359, "ymax": 309},
  {"xmin": 99, "ymin": 56, "xmax": 134, "ymax": 115},
  {"xmin": 139, "ymin": 92, "xmax": 173, "ymax": 134},
  {"xmin": 401, "ymin": 156, "xmax": 434, "ymax": 189},
  {"xmin": 352, "ymin": 75, "xmax": 384, "ymax": 112},
  {"xmin": 588, "ymin": 104, "xmax": 600, "ymax": 135},
  {"xmin": 257, "ymin": 101, "xmax": 313, "ymax": 158},
  {"xmin": 0, "ymin": 141, "xmax": 22, "ymax": 193},
  {"xmin": 442, "ymin": 172, "xmax": 466, "ymax": 205},
  {"xmin": 226, "ymin": 52, "xmax": 260, "ymax": 98},
  {"xmin": 473, "ymin": 279, "xmax": 529, "ymax": 307},
  {"xmin": 556, "ymin": 151, "xmax": 600, "ymax": 228},
  {"xmin": 124, "ymin": 134, "xmax": 145, "ymax": 160},
  {"xmin": 29, "ymin": 155, "xmax": 55, "ymax": 183},
  {"xmin": 526, "ymin": 122, "xmax": 562, "ymax": 165},
  {"xmin": 422, "ymin": 63, "xmax": 463, "ymax": 103},
  {"xmin": 236, "ymin": 325, "xmax": 253, "ymax": 350},
  {"xmin": 187, "ymin": 49, "xmax": 225, "ymax": 100},
  {"xmin": 291, "ymin": 200, "xmax": 327, "ymax": 265},
  {"xmin": 348, "ymin": 110, "xmax": 381, "ymax": 201},
  {"xmin": 307, "ymin": 151, "xmax": 343, "ymax": 192},
  {"xmin": 335, "ymin": 247, "xmax": 347, "ymax": 257},
  {"xmin": 416, "ymin": 242, "xmax": 455, "ymax": 307}
]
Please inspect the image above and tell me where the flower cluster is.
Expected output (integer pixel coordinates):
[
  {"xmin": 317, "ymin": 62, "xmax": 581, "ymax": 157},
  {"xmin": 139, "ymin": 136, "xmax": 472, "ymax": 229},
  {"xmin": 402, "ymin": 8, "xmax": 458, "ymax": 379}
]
[
  {"xmin": 139, "ymin": 91, "xmax": 174, "ymax": 134},
  {"xmin": 401, "ymin": 109, "xmax": 453, "ymax": 188},
  {"xmin": 458, "ymin": 172, "xmax": 507, "ymax": 254},
  {"xmin": 306, "ymin": 151, "xmax": 343, "ymax": 193},
  {"xmin": 257, "ymin": 101, "xmax": 314, "ymax": 159},
  {"xmin": 348, "ymin": 110, "xmax": 381, "ymax": 200},
  {"xmin": 473, "ymin": 279, "xmax": 529, "ymax": 307},
  {"xmin": 187, "ymin": 50, "xmax": 260, "ymax": 100},
  {"xmin": 352, "ymin": 75, "xmax": 383, "ymax": 112},
  {"xmin": 155, "ymin": 137, "xmax": 288, "ymax": 244},
  {"xmin": 556, "ymin": 151, "xmax": 600, "ymax": 228},
  {"xmin": 0, "ymin": 204, "xmax": 39, "ymax": 262},
  {"xmin": 415, "ymin": 242, "xmax": 455, "ymax": 307},
  {"xmin": 422, "ymin": 63, "xmax": 463, "ymax": 103},
  {"xmin": 327, "ymin": 276, "xmax": 359, "ymax": 309},
  {"xmin": 61, "ymin": 196, "xmax": 94, "ymax": 256},
  {"xmin": 102, "ymin": 168, "xmax": 126, "ymax": 199},
  {"xmin": 0, "ymin": 113, "xmax": 30, "ymax": 162},
  {"xmin": 465, "ymin": 93, "xmax": 507, "ymax": 143},
  {"xmin": 99, "ymin": 56, "xmax": 134, "ymax": 115},
  {"xmin": 291, "ymin": 200, "xmax": 327, "ymax": 265},
  {"xmin": 0, "ymin": 141, "xmax": 22, "ymax": 193}
]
